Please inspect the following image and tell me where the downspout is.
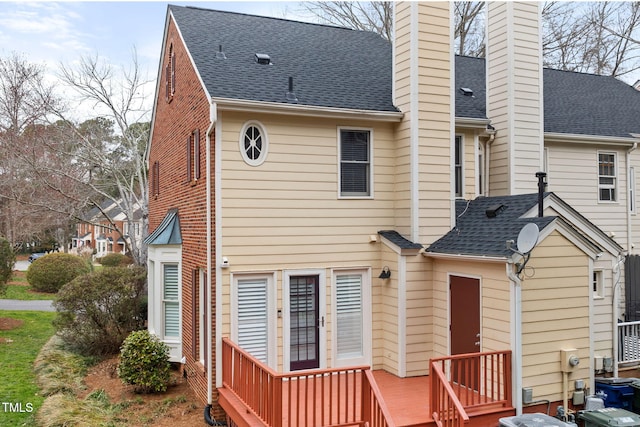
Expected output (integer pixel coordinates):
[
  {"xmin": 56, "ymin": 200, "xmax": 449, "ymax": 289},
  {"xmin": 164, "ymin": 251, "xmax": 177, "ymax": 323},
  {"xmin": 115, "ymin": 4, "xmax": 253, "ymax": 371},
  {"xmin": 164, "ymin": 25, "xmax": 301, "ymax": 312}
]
[
  {"xmin": 506, "ymin": 261, "xmax": 523, "ymax": 415},
  {"xmin": 485, "ymin": 128, "xmax": 496, "ymax": 196},
  {"xmin": 627, "ymin": 142, "xmax": 637, "ymax": 254},
  {"xmin": 204, "ymin": 101, "xmax": 225, "ymax": 426}
]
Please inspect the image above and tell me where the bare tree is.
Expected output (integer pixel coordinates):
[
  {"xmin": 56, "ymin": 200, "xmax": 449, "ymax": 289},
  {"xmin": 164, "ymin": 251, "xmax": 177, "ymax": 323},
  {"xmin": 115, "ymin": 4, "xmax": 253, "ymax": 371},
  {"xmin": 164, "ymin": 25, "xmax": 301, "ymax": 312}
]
[
  {"xmin": 299, "ymin": 1, "xmax": 393, "ymax": 40},
  {"xmin": 454, "ymin": 2, "xmax": 485, "ymax": 57},
  {"xmin": 52, "ymin": 51, "xmax": 151, "ymax": 264}
]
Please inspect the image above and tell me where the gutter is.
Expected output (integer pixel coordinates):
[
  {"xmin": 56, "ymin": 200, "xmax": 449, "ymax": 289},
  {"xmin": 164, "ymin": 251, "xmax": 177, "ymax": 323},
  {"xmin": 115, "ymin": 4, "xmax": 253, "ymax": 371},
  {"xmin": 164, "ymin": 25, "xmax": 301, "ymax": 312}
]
[
  {"xmin": 545, "ymin": 132, "xmax": 639, "ymax": 146},
  {"xmin": 422, "ymin": 251, "xmax": 507, "ymax": 263},
  {"xmin": 212, "ymin": 97, "xmax": 403, "ymax": 122}
]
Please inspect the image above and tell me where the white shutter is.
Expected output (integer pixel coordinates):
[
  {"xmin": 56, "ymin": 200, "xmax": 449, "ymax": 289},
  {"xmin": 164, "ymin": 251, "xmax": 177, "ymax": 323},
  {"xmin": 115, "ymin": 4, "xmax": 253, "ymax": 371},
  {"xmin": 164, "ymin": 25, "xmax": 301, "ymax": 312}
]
[
  {"xmin": 163, "ymin": 264, "xmax": 180, "ymax": 338},
  {"xmin": 336, "ymin": 274, "xmax": 363, "ymax": 358},
  {"xmin": 237, "ymin": 278, "xmax": 268, "ymax": 363}
]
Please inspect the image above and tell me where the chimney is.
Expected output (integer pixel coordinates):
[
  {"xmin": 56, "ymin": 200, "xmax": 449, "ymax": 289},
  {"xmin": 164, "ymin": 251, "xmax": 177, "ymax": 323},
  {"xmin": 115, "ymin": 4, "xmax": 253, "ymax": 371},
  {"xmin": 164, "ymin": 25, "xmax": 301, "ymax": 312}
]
[
  {"xmin": 393, "ymin": 2, "xmax": 452, "ymax": 244},
  {"xmin": 486, "ymin": 2, "xmax": 544, "ymax": 196},
  {"xmin": 536, "ymin": 171, "xmax": 547, "ymax": 217}
]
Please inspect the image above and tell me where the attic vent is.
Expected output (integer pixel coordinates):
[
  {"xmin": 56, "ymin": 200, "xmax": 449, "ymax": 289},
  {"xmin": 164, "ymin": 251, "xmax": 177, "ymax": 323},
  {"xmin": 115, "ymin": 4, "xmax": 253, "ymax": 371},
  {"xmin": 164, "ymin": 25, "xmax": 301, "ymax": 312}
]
[
  {"xmin": 286, "ymin": 76, "xmax": 298, "ymax": 103},
  {"xmin": 459, "ymin": 87, "xmax": 474, "ymax": 96},
  {"xmin": 216, "ymin": 45, "xmax": 226, "ymax": 60},
  {"xmin": 255, "ymin": 53, "xmax": 271, "ymax": 65},
  {"xmin": 485, "ymin": 203, "xmax": 505, "ymax": 218}
]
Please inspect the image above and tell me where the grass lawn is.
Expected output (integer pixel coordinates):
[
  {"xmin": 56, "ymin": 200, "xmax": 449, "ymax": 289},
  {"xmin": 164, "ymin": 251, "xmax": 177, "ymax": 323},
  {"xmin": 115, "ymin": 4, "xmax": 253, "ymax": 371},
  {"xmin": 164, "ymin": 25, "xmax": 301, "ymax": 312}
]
[
  {"xmin": 2, "ymin": 271, "xmax": 56, "ymax": 301},
  {"xmin": 0, "ymin": 310, "xmax": 57, "ymax": 427}
]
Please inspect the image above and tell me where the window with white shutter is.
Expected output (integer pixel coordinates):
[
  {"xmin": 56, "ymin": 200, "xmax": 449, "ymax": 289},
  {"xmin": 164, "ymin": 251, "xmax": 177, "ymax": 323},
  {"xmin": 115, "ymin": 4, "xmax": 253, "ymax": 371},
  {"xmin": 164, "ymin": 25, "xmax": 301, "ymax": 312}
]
[
  {"xmin": 236, "ymin": 277, "xmax": 269, "ymax": 363},
  {"xmin": 336, "ymin": 274, "xmax": 363, "ymax": 359},
  {"xmin": 163, "ymin": 264, "xmax": 180, "ymax": 338}
]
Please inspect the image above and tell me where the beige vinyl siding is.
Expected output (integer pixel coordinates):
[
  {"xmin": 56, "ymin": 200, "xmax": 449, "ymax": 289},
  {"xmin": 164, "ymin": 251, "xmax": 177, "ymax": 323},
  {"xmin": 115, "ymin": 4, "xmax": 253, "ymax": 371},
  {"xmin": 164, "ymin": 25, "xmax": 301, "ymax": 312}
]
[
  {"xmin": 545, "ymin": 142, "xmax": 629, "ymax": 249},
  {"xmin": 431, "ymin": 259, "xmax": 511, "ymax": 359},
  {"xmin": 455, "ymin": 129, "xmax": 481, "ymax": 200},
  {"xmin": 487, "ymin": 2, "xmax": 543, "ymax": 196},
  {"xmin": 394, "ymin": 2, "xmax": 452, "ymax": 243},
  {"xmin": 521, "ymin": 230, "xmax": 590, "ymax": 401},
  {"xmin": 377, "ymin": 243, "xmax": 399, "ymax": 374},
  {"xmin": 405, "ymin": 255, "xmax": 433, "ymax": 376},
  {"xmin": 593, "ymin": 259, "xmax": 614, "ymax": 359}
]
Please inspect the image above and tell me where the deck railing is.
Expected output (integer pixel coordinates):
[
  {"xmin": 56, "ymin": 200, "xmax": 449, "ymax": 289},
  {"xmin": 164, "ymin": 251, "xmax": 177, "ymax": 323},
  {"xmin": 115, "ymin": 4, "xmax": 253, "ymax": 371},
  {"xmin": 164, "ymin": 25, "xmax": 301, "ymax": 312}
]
[
  {"xmin": 618, "ymin": 320, "xmax": 640, "ymax": 364},
  {"xmin": 430, "ymin": 350, "xmax": 512, "ymax": 427},
  {"xmin": 222, "ymin": 337, "xmax": 393, "ymax": 427}
]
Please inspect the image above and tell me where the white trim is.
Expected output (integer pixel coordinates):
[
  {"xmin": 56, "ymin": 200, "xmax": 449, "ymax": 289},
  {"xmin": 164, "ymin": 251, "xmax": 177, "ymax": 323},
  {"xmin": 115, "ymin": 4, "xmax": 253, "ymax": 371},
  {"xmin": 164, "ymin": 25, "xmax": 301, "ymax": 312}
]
[
  {"xmin": 239, "ymin": 120, "xmax": 268, "ymax": 167},
  {"xmin": 454, "ymin": 135, "xmax": 464, "ymax": 198},
  {"xmin": 283, "ymin": 269, "xmax": 327, "ymax": 372},
  {"xmin": 507, "ymin": 1, "xmax": 515, "ymax": 195},
  {"xmin": 331, "ymin": 268, "xmax": 372, "ymax": 368},
  {"xmin": 455, "ymin": 117, "xmax": 492, "ymax": 129},
  {"xmin": 592, "ymin": 268, "xmax": 605, "ymax": 299},
  {"xmin": 545, "ymin": 132, "xmax": 639, "ymax": 146},
  {"xmin": 213, "ymin": 97, "xmax": 404, "ymax": 122},
  {"xmin": 410, "ymin": 1, "xmax": 419, "ymax": 242},
  {"xmin": 214, "ymin": 109, "xmax": 223, "ymax": 389},
  {"xmin": 337, "ymin": 127, "xmax": 375, "ymax": 199},
  {"xmin": 199, "ymin": 268, "xmax": 206, "ymax": 365},
  {"xmin": 597, "ymin": 150, "xmax": 619, "ymax": 204}
]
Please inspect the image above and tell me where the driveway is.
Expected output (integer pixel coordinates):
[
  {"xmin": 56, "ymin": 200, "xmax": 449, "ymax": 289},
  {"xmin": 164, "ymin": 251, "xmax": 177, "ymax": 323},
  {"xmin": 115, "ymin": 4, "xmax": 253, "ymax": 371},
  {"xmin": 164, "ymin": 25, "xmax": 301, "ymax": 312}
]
[
  {"xmin": 0, "ymin": 299, "xmax": 55, "ymax": 312},
  {"xmin": 14, "ymin": 260, "xmax": 30, "ymax": 272}
]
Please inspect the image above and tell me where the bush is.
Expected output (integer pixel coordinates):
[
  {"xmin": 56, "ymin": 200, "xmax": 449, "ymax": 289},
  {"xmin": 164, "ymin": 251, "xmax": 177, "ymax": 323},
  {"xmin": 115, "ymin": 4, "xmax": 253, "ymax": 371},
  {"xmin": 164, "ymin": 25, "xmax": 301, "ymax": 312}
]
[
  {"xmin": 0, "ymin": 237, "xmax": 15, "ymax": 295},
  {"xmin": 26, "ymin": 253, "xmax": 91, "ymax": 293},
  {"xmin": 53, "ymin": 266, "xmax": 147, "ymax": 356},
  {"xmin": 117, "ymin": 330, "xmax": 170, "ymax": 393},
  {"xmin": 98, "ymin": 253, "xmax": 134, "ymax": 267}
]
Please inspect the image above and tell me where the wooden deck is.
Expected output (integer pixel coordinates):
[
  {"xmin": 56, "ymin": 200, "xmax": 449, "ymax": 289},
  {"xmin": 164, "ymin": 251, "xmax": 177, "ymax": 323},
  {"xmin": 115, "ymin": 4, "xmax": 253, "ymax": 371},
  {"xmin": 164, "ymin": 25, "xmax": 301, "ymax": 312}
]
[{"xmin": 371, "ymin": 371, "xmax": 432, "ymax": 426}]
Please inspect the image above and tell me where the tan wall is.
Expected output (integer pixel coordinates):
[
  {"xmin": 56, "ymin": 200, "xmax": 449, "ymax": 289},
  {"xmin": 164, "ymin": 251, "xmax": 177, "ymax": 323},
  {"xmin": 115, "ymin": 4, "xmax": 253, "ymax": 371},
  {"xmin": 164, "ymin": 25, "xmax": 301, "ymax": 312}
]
[
  {"xmin": 487, "ymin": 2, "xmax": 543, "ymax": 196},
  {"xmin": 431, "ymin": 258, "xmax": 512, "ymax": 358},
  {"xmin": 406, "ymin": 254, "xmax": 433, "ymax": 376},
  {"xmin": 394, "ymin": 1, "xmax": 452, "ymax": 244},
  {"xmin": 377, "ymin": 243, "xmax": 399, "ymax": 374},
  {"xmin": 521, "ymin": 230, "xmax": 590, "ymax": 402}
]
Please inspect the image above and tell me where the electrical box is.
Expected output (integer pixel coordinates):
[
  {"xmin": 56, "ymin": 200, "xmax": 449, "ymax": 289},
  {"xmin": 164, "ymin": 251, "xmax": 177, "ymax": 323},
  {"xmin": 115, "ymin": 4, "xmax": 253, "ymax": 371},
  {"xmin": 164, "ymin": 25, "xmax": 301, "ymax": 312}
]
[
  {"xmin": 523, "ymin": 387, "xmax": 533, "ymax": 405},
  {"xmin": 561, "ymin": 349, "xmax": 580, "ymax": 372}
]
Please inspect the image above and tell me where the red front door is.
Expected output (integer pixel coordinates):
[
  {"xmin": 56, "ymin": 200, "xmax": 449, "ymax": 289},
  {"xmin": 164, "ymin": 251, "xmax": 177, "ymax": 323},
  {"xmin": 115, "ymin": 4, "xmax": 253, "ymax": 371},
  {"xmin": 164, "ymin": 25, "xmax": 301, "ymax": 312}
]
[{"xmin": 450, "ymin": 275, "xmax": 480, "ymax": 389}]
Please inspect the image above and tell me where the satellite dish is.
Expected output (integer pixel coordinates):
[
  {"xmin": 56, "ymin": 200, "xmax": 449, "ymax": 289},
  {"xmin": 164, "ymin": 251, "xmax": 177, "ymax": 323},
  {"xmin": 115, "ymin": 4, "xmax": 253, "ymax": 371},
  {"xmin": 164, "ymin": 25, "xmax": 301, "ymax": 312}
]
[{"xmin": 517, "ymin": 223, "xmax": 539, "ymax": 254}]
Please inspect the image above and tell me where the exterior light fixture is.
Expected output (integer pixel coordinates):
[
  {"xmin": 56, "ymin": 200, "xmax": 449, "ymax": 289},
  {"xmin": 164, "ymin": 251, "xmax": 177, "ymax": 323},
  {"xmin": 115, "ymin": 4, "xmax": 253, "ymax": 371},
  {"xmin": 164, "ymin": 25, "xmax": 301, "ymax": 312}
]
[{"xmin": 378, "ymin": 266, "xmax": 391, "ymax": 279}]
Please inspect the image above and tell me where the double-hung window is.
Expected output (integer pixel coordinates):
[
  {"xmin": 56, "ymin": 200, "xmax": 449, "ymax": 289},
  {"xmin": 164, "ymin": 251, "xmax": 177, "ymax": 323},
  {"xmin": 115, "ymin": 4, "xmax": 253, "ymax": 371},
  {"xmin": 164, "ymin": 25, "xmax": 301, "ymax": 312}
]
[
  {"xmin": 339, "ymin": 129, "xmax": 371, "ymax": 197},
  {"xmin": 598, "ymin": 152, "xmax": 617, "ymax": 202},
  {"xmin": 455, "ymin": 135, "xmax": 463, "ymax": 198}
]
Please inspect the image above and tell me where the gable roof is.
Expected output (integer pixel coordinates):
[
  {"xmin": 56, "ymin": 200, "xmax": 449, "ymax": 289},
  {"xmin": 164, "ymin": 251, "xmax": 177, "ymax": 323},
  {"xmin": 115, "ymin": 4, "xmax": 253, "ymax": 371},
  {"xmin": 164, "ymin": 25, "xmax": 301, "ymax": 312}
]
[
  {"xmin": 168, "ymin": 5, "xmax": 397, "ymax": 113},
  {"xmin": 426, "ymin": 193, "xmax": 555, "ymax": 258},
  {"xmin": 165, "ymin": 6, "xmax": 640, "ymax": 139}
]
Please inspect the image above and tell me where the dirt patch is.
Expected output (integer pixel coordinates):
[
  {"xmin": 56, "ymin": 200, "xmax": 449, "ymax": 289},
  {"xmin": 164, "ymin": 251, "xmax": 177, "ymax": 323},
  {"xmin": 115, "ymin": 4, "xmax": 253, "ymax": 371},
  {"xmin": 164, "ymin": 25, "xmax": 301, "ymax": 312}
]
[
  {"xmin": 80, "ymin": 357, "xmax": 205, "ymax": 426},
  {"xmin": 0, "ymin": 317, "xmax": 24, "ymax": 330}
]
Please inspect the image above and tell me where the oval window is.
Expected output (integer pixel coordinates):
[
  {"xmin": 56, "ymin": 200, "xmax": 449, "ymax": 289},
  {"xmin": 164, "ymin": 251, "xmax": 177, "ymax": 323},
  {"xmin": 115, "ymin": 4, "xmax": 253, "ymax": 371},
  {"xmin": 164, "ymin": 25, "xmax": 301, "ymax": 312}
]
[{"xmin": 239, "ymin": 121, "xmax": 268, "ymax": 166}]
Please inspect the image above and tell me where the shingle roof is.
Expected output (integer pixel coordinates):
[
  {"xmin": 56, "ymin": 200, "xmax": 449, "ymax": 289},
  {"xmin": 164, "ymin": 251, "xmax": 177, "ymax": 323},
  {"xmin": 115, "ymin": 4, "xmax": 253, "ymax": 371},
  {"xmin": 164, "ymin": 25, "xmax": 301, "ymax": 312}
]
[
  {"xmin": 455, "ymin": 56, "xmax": 640, "ymax": 139},
  {"xmin": 378, "ymin": 230, "xmax": 423, "ymax": 250},
  {"xmin": 169, "ymin": 5, "xmax": 397, "ymax": 112},
  {"xmin": 426, "ymin": 193, "xmax": 555, "ymax": 257},
  {"xmin": 168, "ymin": 6, "xmax": 640, "ymax": 139}
]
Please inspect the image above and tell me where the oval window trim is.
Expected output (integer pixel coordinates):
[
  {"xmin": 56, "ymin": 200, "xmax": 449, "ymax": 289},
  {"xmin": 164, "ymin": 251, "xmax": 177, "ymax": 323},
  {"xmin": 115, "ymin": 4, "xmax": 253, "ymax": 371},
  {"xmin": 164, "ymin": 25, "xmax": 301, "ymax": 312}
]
[{"xmin": 239, "ymin": 121, "xmax": 268, "ymax": 166}]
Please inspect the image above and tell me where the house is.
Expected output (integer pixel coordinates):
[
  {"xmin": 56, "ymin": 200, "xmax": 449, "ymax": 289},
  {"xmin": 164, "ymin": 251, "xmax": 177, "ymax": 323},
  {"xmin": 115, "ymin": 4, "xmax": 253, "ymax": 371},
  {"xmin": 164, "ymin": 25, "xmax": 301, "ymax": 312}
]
[
  {"xmin": 145, "ymin": 2, "xmax": 640, "ymax": 426},
  {"xmin": 72, "ymin": 199, "xmax": 143, "ymax": 259}
]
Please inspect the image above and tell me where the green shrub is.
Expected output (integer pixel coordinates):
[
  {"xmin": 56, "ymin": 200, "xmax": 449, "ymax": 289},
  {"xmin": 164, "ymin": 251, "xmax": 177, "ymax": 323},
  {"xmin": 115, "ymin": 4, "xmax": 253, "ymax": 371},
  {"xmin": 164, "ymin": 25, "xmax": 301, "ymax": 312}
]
[
  {"xmin": 98, "ymin": 252, "xmax": 134, "ymax": 267},
  {"xmin": 26, "ymin": 253, "xmax": 91, "ymax": 293},
  {"xmin": 0, "ymin": 237, "xmax": 15, "ymax": 294},
  {"xmin": 53, "ymin": 266, "xmax": 147, "ymax": 356},
  {"xmin": 118, "ymin": 330, "xmax": 170, "ymax": 393}
]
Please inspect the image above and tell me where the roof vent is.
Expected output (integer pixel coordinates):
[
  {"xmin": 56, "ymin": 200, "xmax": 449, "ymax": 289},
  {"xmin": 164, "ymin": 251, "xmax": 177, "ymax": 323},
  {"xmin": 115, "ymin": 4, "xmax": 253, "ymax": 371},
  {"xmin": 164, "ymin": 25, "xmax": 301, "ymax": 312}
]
[
  {"xmin": 255, "ymin": 53, "xmax": 271, "ymax": 65},
  {"xmin": 216, "ymin": 44, "xmax": 226, "ymax": 60},
  {"xmin": 286, "ymin": 76, "xmax": 298, "ymax": 103},
  {"xmin": 459, "ymin": 87, "xmax": 474, "ymax": 96},
  {"xmin": 485, "ymin": 204, "xmax": 505, "ymax": 218}
]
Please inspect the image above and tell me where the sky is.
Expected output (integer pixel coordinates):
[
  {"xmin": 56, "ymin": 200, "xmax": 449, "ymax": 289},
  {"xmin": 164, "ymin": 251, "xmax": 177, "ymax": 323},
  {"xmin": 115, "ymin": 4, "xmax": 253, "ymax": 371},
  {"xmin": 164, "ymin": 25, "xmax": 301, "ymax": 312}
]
[{"xmin": 0, "ymin": 1, "xmax": 305, "ymax": 120}]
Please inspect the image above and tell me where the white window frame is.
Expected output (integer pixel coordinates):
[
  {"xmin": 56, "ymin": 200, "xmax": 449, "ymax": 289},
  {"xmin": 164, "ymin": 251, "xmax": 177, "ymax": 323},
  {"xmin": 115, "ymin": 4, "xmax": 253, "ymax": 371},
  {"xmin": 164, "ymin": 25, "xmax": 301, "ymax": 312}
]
[
  {"xmin": 331, "ymin": 268, "xmax": 372, "ymax": 367},
  {"xmin": 283, "ymin": 269, "xmax": 327, "ymax": 372},
  {"xmin": 593, "ymin": 269, "xmax": 605, "ymax": 299},
  {"xmin": 239, "ymin": 121, "xmax": 268, "ymax": 167},
  {"xmin": 630, "ymin": 166, "xmax": 636, "ymax": 215},
  {"xmin": 598, "ymin": 151, "xmax": 617, "ymax": 203},
  {"xmin": 338, "ymin": 127, "xmax": 374, "ymax": 199},
  {"xmin": 476, "ymin": 138, "xmax": 484, "ymax": 196},
  {"xmin": 455, "ymin": 135, "xmax": 464, "ymax": 198},
  {"xmin": 231, "ymin": 272, "xmax": 276, "ymax": 368}
]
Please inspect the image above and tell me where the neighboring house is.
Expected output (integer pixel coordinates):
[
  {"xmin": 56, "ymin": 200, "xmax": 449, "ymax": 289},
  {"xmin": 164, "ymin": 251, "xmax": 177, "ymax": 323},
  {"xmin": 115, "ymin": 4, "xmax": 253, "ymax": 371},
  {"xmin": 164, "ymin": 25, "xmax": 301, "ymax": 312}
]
[
  {"xmin": 72, "ymin": 199, "xmax": 143, "ymax": 259},
  {"xmin": 146, "ymin": 2, "xmax": 640, "ymax": 426}
]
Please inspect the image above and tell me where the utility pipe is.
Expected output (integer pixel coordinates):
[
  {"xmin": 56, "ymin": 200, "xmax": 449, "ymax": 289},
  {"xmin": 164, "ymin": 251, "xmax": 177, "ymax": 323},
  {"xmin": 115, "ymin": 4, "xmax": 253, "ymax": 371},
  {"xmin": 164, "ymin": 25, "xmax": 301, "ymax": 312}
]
[
  {"xmin": 205, "ymin": 101, "xmax": 216, "ymax": 414},
  {"xmin": 506, "ymin": 261, "xmax": 523, "ymax": 414}
]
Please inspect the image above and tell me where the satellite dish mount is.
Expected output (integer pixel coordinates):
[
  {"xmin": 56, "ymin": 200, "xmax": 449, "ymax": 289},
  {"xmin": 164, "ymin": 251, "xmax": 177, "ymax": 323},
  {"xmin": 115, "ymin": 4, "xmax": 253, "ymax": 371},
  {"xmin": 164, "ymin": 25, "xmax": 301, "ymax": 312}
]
[{"xmin": 507, "ymin": 223, "xmax": 540, "ymax": 275}]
